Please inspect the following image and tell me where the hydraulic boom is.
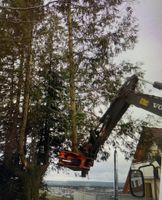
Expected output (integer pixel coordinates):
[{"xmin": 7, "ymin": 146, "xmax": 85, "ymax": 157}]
[{"xmin": 58, "ymin": 75, "xmax": 162, "ymax": 177}]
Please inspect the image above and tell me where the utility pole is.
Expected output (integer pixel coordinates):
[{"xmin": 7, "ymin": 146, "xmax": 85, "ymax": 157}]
[{"xmin": 114, "ymin": 147, "xmax": 118, "ymax": 200}]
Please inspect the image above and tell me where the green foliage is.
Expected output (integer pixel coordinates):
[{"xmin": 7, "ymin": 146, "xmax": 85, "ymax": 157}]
[
  {"xmin": 42, "ymin": 0, "xmax": 141, "ymax": 144},
  {"xmin": 0, "ymin": 1, "xmax": 61, "ymax": 200}
]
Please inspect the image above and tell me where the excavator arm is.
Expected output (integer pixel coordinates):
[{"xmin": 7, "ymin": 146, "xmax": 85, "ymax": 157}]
[
  {"xmin": 126, "ymin": 93, "xmax": 162, "ymax": 117},
  {"xmin": 58, "ymin": 75, "xmax": 162, "ymax": 177}
]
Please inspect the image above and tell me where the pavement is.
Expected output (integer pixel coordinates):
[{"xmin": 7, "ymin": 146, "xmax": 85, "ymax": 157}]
[{"xmin": 111, "ymin": 194, "xmax": 145, "ymax": 200}]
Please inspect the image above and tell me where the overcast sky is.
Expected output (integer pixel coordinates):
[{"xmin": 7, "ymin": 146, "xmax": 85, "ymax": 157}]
[{"xmin": 45, "ymin": 0, "xmax": 162, "ymax": 183}]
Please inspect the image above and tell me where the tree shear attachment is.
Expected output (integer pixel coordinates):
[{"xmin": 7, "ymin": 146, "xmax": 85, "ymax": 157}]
[{"xmin": 58, "ymin": 151, "xmax": 94, "ymax": 176}]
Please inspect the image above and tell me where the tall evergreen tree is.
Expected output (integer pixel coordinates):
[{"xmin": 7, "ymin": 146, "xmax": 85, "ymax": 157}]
[
  {"xmin": 47, "ymin": 0, "xmax": 141, "ymax": 152},
  {"xmin": 0, "ymin": 1, "xmax": 66, "ymax": 199}
]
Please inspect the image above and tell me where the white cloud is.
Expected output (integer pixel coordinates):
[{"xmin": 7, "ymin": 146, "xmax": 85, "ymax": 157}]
[{"xmin": 117, "ymin": 0, "xmax": 162, "ymax": 82}]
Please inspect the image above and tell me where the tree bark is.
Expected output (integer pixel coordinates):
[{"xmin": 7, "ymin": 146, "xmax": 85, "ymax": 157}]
[
  {"xmin": 19, "ymin": 33, "xmax": 33, "ymax": 168},
  {"xmin": 67, "ymin": 0, "xmax": 78, "ymax": 152},
  {"xmin": 4, "ymin": 51, "xmax": 24, "ymax": 166},
  {"xmin": 20, "ymin": 167, "xmax": 41, "ymax": 200}
]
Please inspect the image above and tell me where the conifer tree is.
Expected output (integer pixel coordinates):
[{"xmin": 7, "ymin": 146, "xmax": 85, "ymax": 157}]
[
  {"xmin": 48, "ymin": 0, "xmax": 140, "ymax": 152},
  {"xmin": 0, "ymin": 1, "xmax": 65, "ymax": 199}
]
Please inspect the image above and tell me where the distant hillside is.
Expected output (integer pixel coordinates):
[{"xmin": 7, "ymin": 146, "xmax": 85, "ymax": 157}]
[{"xmin": 46, "ymin": 180, "xmax": 124, "ymax": 188}]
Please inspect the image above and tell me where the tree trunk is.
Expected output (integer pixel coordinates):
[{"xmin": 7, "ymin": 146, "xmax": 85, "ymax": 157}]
[
  {"xmin": 4, "ymin": 52, "xmax": 24, "ymax": 167},
  {"xmin": 19, "ymin": 34, "xmax": 33, "ymax": 168},
  {"xmin": 20, "ymin": 167, "xmax": 41, "ymax": 200},
  {"xmin": 4, "ymin": 57, "xmax": 17, "ymax": 166},
  {"xmin": 67, "ymin": 0, "xmax": 78, "ymax": 152}
]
